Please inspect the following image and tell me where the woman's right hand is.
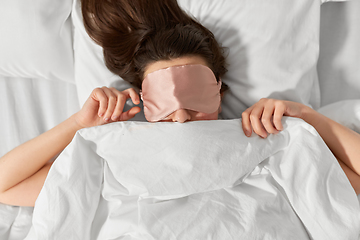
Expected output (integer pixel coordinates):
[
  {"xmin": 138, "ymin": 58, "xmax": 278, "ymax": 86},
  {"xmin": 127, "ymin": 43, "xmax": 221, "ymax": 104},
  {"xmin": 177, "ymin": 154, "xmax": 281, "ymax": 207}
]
[{"xmin": 74, "ymin": 87, "xmax": 141, "ymax": 129}]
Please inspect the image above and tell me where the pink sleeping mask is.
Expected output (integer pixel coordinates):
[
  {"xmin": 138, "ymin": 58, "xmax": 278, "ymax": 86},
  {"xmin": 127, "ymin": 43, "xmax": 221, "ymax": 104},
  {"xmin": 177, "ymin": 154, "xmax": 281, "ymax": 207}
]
[{"xmin": 141, "ymin": 64, "xmax": 222, "ymax": 122}]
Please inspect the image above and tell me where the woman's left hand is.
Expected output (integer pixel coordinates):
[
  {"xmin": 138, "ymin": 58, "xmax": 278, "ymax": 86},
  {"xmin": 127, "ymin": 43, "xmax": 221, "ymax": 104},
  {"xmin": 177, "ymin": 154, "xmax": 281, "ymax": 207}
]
[{"xmin": 241, "ymin": 98, "xmax": 305, "ymax": 138}]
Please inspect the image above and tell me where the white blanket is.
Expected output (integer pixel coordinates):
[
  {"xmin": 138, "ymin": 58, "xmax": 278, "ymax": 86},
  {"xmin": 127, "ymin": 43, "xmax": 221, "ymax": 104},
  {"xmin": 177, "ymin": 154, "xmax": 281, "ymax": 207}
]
[{"xmin": 25, "ymin": 118, "xmax": 360, "ymax": 240}]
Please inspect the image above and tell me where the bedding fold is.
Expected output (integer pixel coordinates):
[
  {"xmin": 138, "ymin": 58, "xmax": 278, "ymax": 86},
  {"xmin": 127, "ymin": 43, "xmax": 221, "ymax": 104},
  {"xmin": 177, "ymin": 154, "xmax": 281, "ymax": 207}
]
[{"xmin": 25, "ymin": 118, "xmax": 360, "ymax": 240}]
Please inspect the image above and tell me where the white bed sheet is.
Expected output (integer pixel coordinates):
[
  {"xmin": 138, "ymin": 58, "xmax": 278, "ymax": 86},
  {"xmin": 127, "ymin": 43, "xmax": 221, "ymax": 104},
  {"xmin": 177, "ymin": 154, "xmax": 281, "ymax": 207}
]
[
  {"xmin": 0, "ymin": 1, "xmax": 360, "ymax": 239},
  {"xmin": 0, "ymin": 76, "xmax": 79, "ymax": 240},
  {"xmin": 0, "ymin": 76, "xmax": 79, "ymax": 157},
  {"xmin": 25, "ymin": 118, "xmax": 360, "ymax": 239}
]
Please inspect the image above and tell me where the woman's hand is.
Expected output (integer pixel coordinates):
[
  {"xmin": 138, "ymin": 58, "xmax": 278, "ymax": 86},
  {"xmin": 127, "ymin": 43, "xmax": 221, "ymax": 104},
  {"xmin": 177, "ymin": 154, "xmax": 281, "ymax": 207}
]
[
  {"xmin": 241, "ymin": 98, "xmax": 307, "ymax": 138},
  {"xmin": 74, "ymin": 87, "xmax": 141, "ymax": 129},
  {"xmin": 0, "ymin": 86, "xmax": 141, "ymax": 206}
]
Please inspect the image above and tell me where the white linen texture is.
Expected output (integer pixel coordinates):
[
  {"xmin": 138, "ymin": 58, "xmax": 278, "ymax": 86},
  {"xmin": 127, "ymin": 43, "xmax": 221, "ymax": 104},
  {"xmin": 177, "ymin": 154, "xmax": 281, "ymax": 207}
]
[
  {"xmin": 0, "ymin": 0, "xmax": 74, "ymax": 83},
  {"xmin": 25, "ymin": 118, "xmax": 360, "ymax": 240}
]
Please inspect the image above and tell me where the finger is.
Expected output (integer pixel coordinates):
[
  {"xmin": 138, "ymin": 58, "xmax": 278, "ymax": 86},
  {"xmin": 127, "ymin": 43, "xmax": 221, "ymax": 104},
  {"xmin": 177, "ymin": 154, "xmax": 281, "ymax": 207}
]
[
  {"xmin": 101, "ymin": 87, "xmax": 117, "ymax": 122},
  {"xmin": 261, "ymin": 103, "xmax": 278, "ymax": 134},
  {"xmin": 111, "ymin": 93, "xmax": 127, "ymax": 121},
  {"xmin": 107, "ymin": 88, "xmax": 127, "ymax": 121},
  {"xmin": 241, "ymin": 108, "xmax": 253, "ymax": 137},
  {"xmin": 273, "ymin": 102, "xmax": 286, "ymax": 131},
  {"xmin": 92, "ymin": 88, "xmax": 108, "ymax": 117},
  {"xmin": 112, "ymin": 88, "xmax": 140, "ymax": 121},
  {"xmin": 122, "ymin": 88, "xmax": 141, "ymax": 105},
  {"xmin": 119, "ymin": 106, "xmax": 141, "ymax": 121},
  {"xmin": 249, "ymin": 105, "xmax": 268, "ymax": 138}
]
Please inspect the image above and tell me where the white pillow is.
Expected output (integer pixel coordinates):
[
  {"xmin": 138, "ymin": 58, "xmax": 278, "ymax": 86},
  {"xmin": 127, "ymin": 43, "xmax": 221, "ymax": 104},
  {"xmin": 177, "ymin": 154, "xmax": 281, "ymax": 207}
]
[
  {"xmin": 322, "ymin": 0, "xmax": 349, "ymax": 2},
  {"xmin": 317, "ymin": 100, "xmax": 360, "ymax": 133},
  {"xmin": 72, "ymin": 0, "xmax": 322, "ymax": 119},
  {"xmin": 0, "ymin": 0, "xmax": 74, "ymax": 83},
  {"xmin": 318, "ymin": 0, "xmax": 360, "ymax": 107}
]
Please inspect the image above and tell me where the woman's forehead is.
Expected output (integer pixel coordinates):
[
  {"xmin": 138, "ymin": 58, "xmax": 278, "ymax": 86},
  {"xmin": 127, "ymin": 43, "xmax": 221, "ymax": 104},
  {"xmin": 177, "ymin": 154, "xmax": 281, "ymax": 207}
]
[{"xmin": 143, "ymin": 55, "xmax": 209, "ymax": 79}]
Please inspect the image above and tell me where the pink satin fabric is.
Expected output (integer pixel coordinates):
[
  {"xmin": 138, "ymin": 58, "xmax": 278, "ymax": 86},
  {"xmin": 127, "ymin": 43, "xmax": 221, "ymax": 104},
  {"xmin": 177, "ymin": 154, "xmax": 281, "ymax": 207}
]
[{"xmin": 141, "ymin": 64, "xmax": 221, "ymax": 122}]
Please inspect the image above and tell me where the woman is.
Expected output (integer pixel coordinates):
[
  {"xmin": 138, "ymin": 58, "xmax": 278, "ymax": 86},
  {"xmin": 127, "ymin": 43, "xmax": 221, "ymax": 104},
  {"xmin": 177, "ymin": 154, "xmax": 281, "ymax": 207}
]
[{"xmin": 0, "ymin": 0, "xmax": 360, "ymax": 207}]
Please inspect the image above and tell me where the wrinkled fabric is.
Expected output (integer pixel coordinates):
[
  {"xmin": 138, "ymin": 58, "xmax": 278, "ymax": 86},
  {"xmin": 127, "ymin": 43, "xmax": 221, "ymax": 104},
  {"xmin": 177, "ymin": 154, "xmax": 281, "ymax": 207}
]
[{"xmin": 26, "ymin": 118, "xmax": 360, "ymax": 240}]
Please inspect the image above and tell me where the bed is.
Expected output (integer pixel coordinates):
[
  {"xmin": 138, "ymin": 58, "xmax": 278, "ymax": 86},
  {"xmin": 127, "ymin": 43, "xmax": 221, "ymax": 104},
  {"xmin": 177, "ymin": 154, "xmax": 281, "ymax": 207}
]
[{"xmin": 0, "ymin": 0, "xmax": 359, "ymax": 239}]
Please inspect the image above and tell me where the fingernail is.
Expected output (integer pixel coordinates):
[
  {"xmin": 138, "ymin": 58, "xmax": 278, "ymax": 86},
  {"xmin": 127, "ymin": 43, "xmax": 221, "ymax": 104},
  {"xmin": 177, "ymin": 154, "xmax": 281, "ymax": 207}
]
[
  {"xmin": 112, "ymin": 116, "xmax": 118, "ymax": 121},
  {"xmin": 104, "ymin": 118, "xmax": 109, "ymax": 122}
]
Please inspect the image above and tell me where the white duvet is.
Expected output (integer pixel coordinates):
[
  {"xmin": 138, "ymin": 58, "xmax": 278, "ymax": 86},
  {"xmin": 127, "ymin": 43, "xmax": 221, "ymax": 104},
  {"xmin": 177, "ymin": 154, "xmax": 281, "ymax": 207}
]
[{"xmin": 25, "ymin": 118, "xmax": 360, "ymax": 240}]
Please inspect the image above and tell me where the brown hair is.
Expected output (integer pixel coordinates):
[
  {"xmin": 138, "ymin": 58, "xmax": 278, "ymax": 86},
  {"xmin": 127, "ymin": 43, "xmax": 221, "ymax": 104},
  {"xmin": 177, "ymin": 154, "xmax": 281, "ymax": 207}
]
[{"xmin": 81, "ymin": 0, "xmax": 228, "ymax": 91}]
